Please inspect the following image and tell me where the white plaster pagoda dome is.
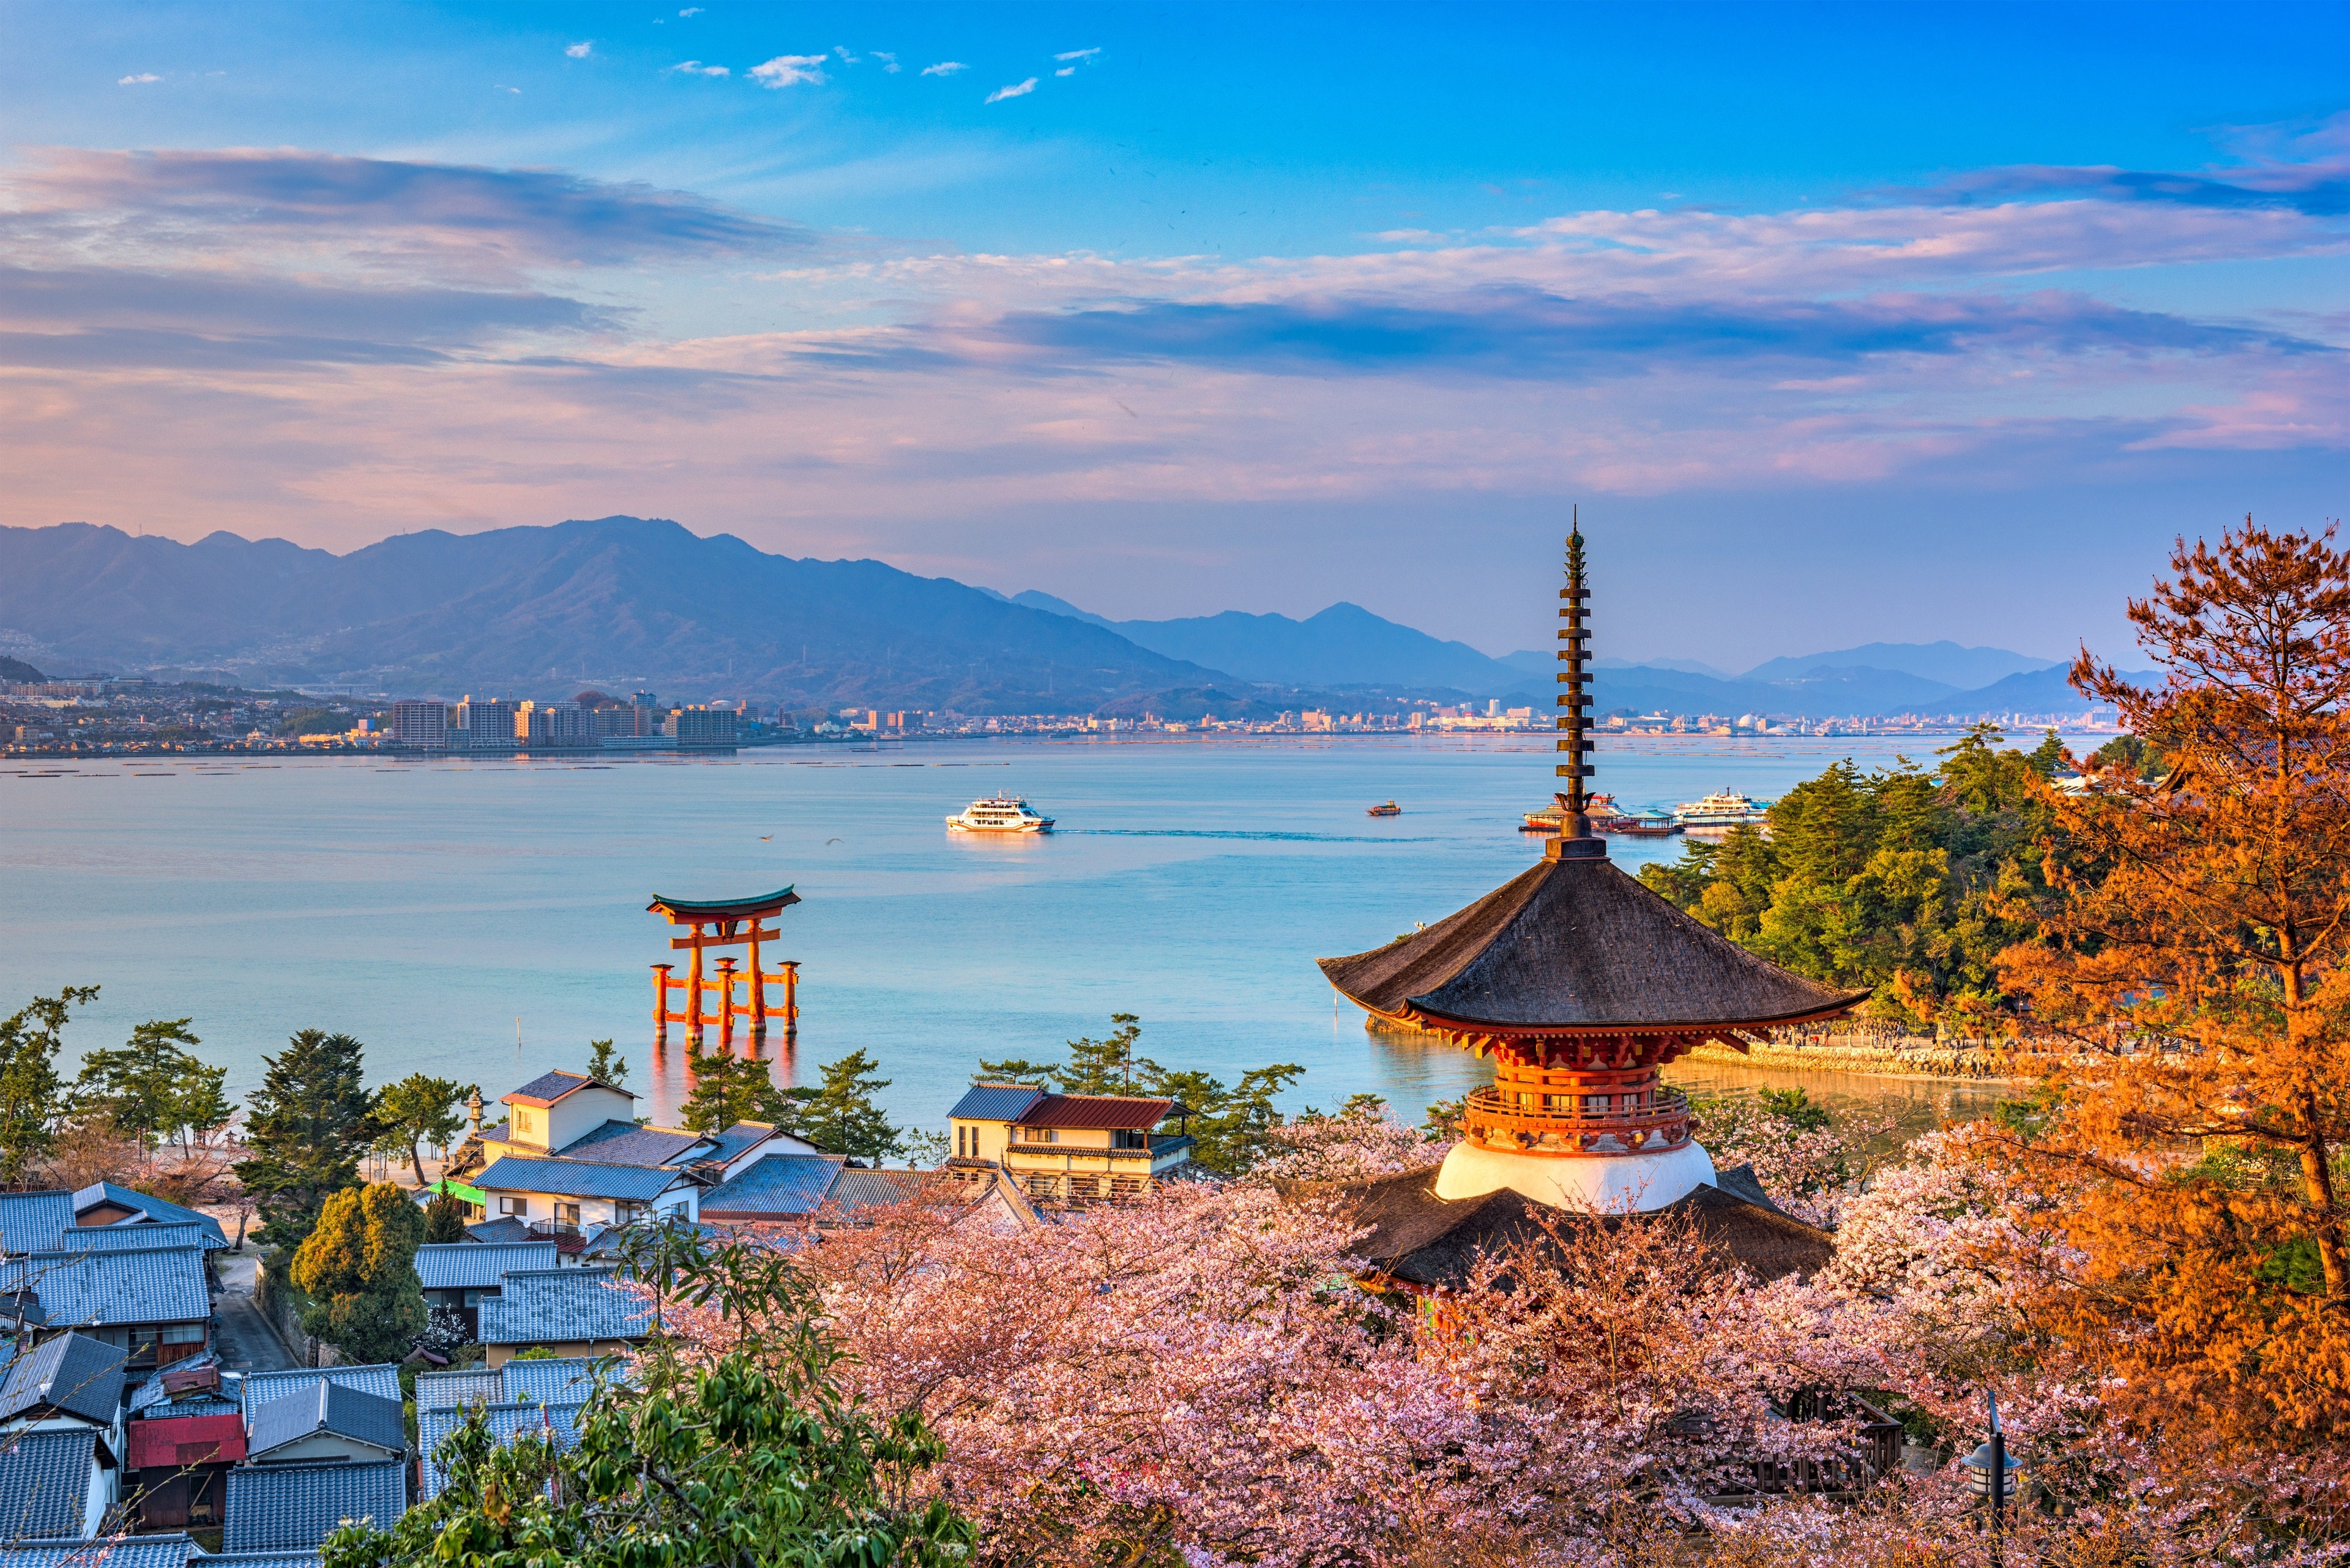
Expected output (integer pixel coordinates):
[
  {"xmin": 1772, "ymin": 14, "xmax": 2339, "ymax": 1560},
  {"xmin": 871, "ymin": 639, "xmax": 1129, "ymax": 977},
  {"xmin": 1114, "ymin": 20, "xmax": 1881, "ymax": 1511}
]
[{"xmin": 1431, "ymin": 1137, "xmax": 1718, "ymax": 1212}]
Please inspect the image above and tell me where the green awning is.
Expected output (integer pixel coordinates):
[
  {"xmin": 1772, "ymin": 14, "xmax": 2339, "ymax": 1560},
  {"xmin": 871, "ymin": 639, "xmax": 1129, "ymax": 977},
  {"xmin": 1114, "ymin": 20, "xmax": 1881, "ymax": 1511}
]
[{"xmin": 426, "ymin": 1178, "xmax": 486, "ymax": 1205}]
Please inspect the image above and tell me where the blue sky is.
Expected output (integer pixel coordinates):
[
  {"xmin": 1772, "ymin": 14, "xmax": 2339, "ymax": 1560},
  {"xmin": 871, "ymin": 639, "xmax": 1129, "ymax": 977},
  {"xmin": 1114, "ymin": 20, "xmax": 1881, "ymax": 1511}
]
[{"xmin": 1, "ymin": 2, "xmax": 2343, "ymax": 665}]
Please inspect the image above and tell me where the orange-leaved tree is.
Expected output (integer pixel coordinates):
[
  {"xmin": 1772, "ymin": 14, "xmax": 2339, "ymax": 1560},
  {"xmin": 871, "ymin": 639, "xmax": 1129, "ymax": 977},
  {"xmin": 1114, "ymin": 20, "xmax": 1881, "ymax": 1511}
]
[{"xmin": 1997, "ymin": 517, "xmax": 2350, "ymax": 1450}]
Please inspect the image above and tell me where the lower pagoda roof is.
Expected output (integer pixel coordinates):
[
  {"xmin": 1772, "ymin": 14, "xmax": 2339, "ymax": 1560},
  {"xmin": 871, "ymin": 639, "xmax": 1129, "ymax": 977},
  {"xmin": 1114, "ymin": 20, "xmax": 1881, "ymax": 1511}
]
[{"xmin": 1319, "ymin": 851, "xmax": 1866, "ymax": 1034}]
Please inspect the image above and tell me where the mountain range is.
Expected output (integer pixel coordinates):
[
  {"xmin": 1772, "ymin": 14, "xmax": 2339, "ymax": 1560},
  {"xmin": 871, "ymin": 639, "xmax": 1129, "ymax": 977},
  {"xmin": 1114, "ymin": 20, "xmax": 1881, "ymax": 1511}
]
[{"xmin": 0, "ymin": 517, "xmax": 2110, "ymax": 719}]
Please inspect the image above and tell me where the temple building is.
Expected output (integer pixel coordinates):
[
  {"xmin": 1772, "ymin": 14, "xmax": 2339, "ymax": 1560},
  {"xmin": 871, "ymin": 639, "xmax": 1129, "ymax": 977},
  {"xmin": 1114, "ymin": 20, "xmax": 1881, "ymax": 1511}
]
[{"xmin": 1316, "ymin": 524, "xmax": 1866, "ymax": 1282}]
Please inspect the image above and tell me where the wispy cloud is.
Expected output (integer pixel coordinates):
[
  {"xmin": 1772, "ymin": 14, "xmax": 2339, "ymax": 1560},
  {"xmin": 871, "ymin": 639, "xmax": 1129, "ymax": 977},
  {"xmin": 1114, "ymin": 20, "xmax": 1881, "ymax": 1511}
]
[
  {"xmin": 985, "ymin": 78, "xmax": 1037, "ymax": 104},
  {"xmin": 666, "ymin": 61, "xmax": 728, "ymax": 78},
  {"xmin": 678, "ymin": 6, "xmax": 701, "ymax": 14},
  {"xmin": 1056, "ymin": 67, "xmax": 1075, "ymax": 78},
  {"xmin": 920, "ymin": 61, "xmax": 967, "ymax": 77},
  {"xmin": 1054, "ymin": 48, "xmax": 1100, "ymax": 63},
  {"xmin": 749, "ymin": 54, "xmax": 829, "ymax": 88},
  {"xmin": 873, "ymin": 51, "xmax": 900, "ymax": 73},
  {"xmin": 118, "ymin": 73, "xmax": 159, "ymax": 86},
  {"xmin": 565, "ymin": 42, "xmax": 592, "ymax": 59},
  {"xmin": 834, "ymin": 46, "xmax": 860, "ymax": 65}
]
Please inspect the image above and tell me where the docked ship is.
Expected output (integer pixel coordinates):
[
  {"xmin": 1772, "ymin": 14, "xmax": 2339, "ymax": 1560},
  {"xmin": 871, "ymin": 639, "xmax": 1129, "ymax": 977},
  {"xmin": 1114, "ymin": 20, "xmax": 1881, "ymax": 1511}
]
[
  {"xmin": 1674, "ymin": 790, "xmax": 1772, "ymax": 829},
  {"xmin": 1523, "ymin": 793, "xmax": 1645, "ymax": 834},
  {"xmin": 946, "ymin": 795, "xmax": 1055, "ymax": 833}
]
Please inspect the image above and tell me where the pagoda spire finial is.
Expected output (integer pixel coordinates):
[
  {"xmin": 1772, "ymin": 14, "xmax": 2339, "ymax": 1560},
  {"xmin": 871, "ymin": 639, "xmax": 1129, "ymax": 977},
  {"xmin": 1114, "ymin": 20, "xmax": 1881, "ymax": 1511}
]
[{"xmin": 1550, "ymin": 506, "xmax": 1603, "ymax": 859}]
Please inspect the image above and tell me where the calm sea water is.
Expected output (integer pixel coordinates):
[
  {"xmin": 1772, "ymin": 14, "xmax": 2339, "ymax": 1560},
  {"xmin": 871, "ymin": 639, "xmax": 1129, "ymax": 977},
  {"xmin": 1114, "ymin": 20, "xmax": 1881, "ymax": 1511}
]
[{"xmin": 1, "ymin": 733, "xmax": 2036, "ymax": 1135}]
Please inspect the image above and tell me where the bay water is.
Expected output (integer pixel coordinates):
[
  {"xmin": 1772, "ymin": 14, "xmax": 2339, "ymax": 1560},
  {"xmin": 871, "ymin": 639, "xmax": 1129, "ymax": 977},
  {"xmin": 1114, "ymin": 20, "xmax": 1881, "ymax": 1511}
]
[{"xmin": 1, "ymin": 733, "xmax": 2039, "ymax": 1137}]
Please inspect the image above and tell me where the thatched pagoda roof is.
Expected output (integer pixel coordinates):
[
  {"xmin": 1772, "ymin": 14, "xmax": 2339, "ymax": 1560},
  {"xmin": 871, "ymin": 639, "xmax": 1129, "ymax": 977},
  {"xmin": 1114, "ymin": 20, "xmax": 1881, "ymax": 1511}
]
[
  {"xmin": 1318, "ymin": 851, "xmax": 1865, "ymax": 1033},
  {"xmin": 1322, "ymin": 1161, "xmax": 1833, "ymax": 1288}
]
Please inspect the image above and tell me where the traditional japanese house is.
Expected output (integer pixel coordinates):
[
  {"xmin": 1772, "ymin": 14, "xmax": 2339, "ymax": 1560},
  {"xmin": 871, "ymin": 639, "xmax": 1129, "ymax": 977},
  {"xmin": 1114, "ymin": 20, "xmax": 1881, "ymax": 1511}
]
[
  {"xmin": 475, "ymin": 1268, "xmax": 654, "ymax": 1368},
  {"xmin": 67, "ymin": 1186, "xmax": 230, "ymax": 1253},
  {"xmin": 944, "ymin": 1086, "xmax": 1196, "ymax": 1204},
  {"xmin": 415, "ymin": 1241, "xmax": 559, "ymax": 1337},
  {"xmin": 125, "ymin": 1409, "xmax": 243, "ymax": 1531},
  {"xmin": 0, "ymin": 1247, "xmax": 212, "ymax": 1372},
  {"xmin": 222, "ymin": 1458, "xmax": 405, "ymax": 1554},
  {"xmin": 1315, "ymin": 526, "xmax": 1867, "ymax": 1277}
]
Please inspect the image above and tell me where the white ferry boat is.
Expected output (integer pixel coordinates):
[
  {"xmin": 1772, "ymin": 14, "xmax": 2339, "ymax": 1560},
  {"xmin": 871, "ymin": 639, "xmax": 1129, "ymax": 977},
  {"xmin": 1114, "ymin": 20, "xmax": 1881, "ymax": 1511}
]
[
  {"xmin": 946, "ymin": 794, "xmax": 1055, "ymax": 834},
  {"xmin": 1674, "ymin": 790, "xmax": 1772, "ymax": 829}
]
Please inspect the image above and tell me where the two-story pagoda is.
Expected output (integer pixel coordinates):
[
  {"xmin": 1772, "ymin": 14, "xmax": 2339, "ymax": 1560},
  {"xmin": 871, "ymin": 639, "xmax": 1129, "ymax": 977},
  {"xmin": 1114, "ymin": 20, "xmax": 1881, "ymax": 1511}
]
[{"xmin": 1319, "ymin": 526, "xmax": 1867, "ymax": 1220}]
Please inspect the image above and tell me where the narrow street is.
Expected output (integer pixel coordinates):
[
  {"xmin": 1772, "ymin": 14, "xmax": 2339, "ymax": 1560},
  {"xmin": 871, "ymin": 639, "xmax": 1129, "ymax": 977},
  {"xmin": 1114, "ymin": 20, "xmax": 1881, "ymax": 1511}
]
[{"xmin": 209, "ymin": 1251, "xmax": 299, "ymax": 1373}]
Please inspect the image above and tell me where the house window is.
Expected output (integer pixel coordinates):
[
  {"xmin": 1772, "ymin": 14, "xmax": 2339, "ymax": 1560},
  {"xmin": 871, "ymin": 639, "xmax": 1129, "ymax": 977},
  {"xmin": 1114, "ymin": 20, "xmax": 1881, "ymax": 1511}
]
[
  {"xmin": 499, "ymin": 1197, "xmax": 529, "ymax": 1217},
  {"xmin": 613, "ymin": 1201, "xmax": 647, "ymax": 1225},
  {"xmin": 1583, "ymin": 1094, "xmax": 1610, "ymax": 1114},
  {"xmin": 1112, "ymin": 1129, "xmax": 1146, "ymax": 1150},
  {"xmin": 1021, "ymin": 1127, "xmax": 1057, "ymax": 1144},
  {"xmin": 553, "ymin": 1202, "xmax": 581, "ymax": 1227},
  {"xmin": 160, "ymin": 1324, "xmax": 205, "ymax": 1344}
]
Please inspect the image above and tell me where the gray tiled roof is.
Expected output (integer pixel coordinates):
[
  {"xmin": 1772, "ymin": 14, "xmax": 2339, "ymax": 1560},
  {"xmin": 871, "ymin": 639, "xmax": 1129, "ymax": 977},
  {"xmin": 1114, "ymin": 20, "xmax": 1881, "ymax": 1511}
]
[
  {"xmin": 0, "ymin": 1427, "xmax": 99, "ymax": 1540},
  {"xmin": 473, "ymin": 1157, "xmax": 683, "ymax": 1202},
  {"xmin": 222, "ymin": 1460, "xmax": 405, "ymax": 1553},
  {"xmin": 414, "ymin": 1242, "xmax": 559, "ymax": 1291},
  {"xmin": 697, "ymin": 1122, "xmax": 775, "ymax": 1168},
  {"xmin": 505, "ymin": 1070, "xmax": 627, "ymax": 1106},
  {"xmin": 0, "ymin": 1195, "xmax": 73, "ymax": 1257},
  {"xmin": 48, "ymin": 1222, "xmax": 207, "ymax": 1256},
  {"xmin": 201, "ymin": 1553, "xmax": 326, "ymax": 1568},
  {"xmin": 247, "ymin": 1381, "xmax": 405, "ymax": 1461},
  {"xmin": 699, "ymin": 1154, "xmax": 844, "ymax": 1219},
  {"xmin": 0, "ymin": 1538, "xmax": 198, "ymax": 1568},
  {"xmin": 827, "ymin": 1168, "xmax": 929, "ymax": 1215},
  {"xmin": 498, "ymin": 1357, "xmax": 612, "ymax": 1407},
  {"xmin": 947, "ymin": 1083, "xmax": 1046, "ymax": 1122},
  {"xmin": 410, "ymin": 1368, "xmax": 504, "ymax": 1411},
  {"xmin": 476, "ymin": 1269, "xmax": 653, "ymax": 1348},
  {"xmin": 0, "ymin": 1245, "xmax": 209, "ymax": 1327},
  {"xmin": 0, "ymin": 1334, "xmax": 127, "ymax": 1427},
  {"xmin": 462, "ymin": 1217, "xmax": 533, "ymax": 1245},
  {"xmin": 554, "ymin": 1121, "xmax": 706, "ymax": 1167},
  {"xmin": 416, "ymin": 1401, "xmax": 584, "ymax": 1501},
  {"xmin": 69, "ymin": 1185, "xmax": 228, "ymax": 1249},
  {"xmin": 238, "ymin": 1365, "xmax": 400, "ymax": 1427}
]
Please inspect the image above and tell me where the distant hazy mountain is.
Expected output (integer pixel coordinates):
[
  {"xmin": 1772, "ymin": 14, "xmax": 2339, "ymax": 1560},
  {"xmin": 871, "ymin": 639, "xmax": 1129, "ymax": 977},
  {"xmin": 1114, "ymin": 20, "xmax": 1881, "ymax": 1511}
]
[
  {"xmin": 1012, "ymin": 594, "xmax": 1524, "ymax": 692},
  {"xmin": 0, "ymin": 518, "xmax": 1227, "ymax": 712},
  {"xmin": 1491, "ymin": 659, "xmax": 2127, "ymax": 721},
  {"xmin": 1742, "ymin": 641, "xmax": 2059, "ymax": 687},
  {"xmin": 1500, "ymin": 651, "xmax": 1735, "ymax": 679}
]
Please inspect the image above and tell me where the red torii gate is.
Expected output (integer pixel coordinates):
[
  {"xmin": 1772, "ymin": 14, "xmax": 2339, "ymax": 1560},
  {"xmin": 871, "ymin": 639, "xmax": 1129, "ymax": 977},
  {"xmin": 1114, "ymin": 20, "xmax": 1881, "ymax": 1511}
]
[{"xmin": 647, "ymin": 887, "xmax": 802, "ymax": 1051}]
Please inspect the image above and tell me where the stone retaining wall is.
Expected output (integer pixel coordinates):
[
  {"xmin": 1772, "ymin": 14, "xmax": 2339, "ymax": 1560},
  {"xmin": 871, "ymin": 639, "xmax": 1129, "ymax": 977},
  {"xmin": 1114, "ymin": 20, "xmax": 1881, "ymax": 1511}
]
[{"xmin": 1684, "ymin": 1037, "xmax": 2018, "ymax": 1081}]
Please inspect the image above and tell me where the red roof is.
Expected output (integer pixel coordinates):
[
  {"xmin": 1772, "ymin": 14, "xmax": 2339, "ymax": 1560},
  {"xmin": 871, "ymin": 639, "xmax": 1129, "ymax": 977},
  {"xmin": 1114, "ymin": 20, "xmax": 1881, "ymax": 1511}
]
[
  {"xmin": 1016, "ymin": 1094, "xmax": 1176, "ymax": 1132},
  {"xmin": 129, "ymin": 1413, "xmax": 245, "ymax": 1470}
]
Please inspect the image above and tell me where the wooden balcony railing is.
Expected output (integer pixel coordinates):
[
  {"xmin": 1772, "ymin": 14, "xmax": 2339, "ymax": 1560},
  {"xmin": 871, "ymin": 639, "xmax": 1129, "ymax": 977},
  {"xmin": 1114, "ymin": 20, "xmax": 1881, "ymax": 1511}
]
[{"xmin": 1462, "ymin": 1085, "xmax": 1694, "ymax": 1157}]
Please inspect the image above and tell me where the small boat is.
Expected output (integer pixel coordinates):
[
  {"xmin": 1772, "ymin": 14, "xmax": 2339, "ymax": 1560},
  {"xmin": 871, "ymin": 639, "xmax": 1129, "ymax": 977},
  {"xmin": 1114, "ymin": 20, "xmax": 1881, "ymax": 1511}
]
[
  {"xmin": 946, "ymin": 794, "xmax": 1055, "ymax": 833},
  {"xmin": 1675, "ymin": 789, "xmax": 1772, "ymax": 829},
  {"xmin": 1367, "ymin": 800, "xmax": 1402, "ymax": 817}
]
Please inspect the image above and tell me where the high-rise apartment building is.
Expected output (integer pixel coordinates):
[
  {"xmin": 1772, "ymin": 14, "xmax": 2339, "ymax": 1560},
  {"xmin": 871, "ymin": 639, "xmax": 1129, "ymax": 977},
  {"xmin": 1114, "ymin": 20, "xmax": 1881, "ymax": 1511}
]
[
  {"xmin": 453, "ymin": 696, "xmax": 518, "ymax": 749},
  {"xmin": 389, "ymin": 701, "xmax": 449, "ymax": 749},
  {"xmin": 517, "ymin": 701, "xmax": 591, "ymax": 747},
  {"xmin": 666, "ymin": 706, "xmax": 739, "ymax": 747}
]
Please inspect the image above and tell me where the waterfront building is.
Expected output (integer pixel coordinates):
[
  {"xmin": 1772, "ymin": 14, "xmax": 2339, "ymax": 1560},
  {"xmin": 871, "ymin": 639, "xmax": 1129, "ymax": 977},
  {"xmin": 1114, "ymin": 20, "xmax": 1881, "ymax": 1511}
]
[
  {"xmin": 517, "ymin": 699, "xmax": 591, "ymax": 747},
  {"xmin": 942, "ymin": 1084, "xmax": 1196, "ymax": 1204},
  {"xmin": 1315, "ymin": 525, "xmax": 1864, "ymax": 1283},
  {"xmin": 453, "ymin": 695, "xmax": 517, "ymax": 749},
  {"xmin": 667, "ymin": 704, "xmax": 740, "ymax": 746},
  {"xmin": 388, "ymin": 700, "xmax": 448, "ymax": 747}
]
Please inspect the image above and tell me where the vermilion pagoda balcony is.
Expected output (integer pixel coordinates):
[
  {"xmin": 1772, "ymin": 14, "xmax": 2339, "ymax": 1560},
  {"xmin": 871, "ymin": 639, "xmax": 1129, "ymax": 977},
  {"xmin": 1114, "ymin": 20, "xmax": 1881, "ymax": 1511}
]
[{"xmin": 1461, "ymin": 1081, "xmax": 1695, "ymax": 1157}]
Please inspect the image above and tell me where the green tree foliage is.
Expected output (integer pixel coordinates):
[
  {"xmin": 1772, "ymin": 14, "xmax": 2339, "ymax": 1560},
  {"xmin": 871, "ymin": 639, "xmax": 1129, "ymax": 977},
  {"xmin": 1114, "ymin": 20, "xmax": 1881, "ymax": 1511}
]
[
  {"xmin": 678, "ymin": 1051, "xmax": 800, "ymax": 1133},
  {"xmin": 373, "ymin": 1073, "xmax": 473, "ymax": 1187},
  {"xmin": 1636, "ymin": 726, "xmax": 2068, "ymax": 1025},
  {"xmin": 585, "ymin": 1039, "xmax": 628, "ymax": 1088},
  {"xmin": 0, "ymin": 987, "xmax": 95, "ymax": 1185},
  {"xmin": 71, "ymin": 1018, "xmax": 229, "ymax": 1154},
  {"xmin": 788, "ymin": 1049, "xmax": 905, "ymax": 1167},
  {"xmin": 423, "ymin": 1191, "xmax": 471, "ymax": 1244},
  {"xmin": 969, "ymin": 1015, "xmax": 1305, "ymax": 1177},
  {"xmin": 291, "ymin": 1182, "xmax": 428, "ymax": 1364},
  {"xmin": 236, "ymin": 1029, "xmax": 379, "ymax": 1249},
  {"xmin": 321, "ymin": 1230, "xmax": 973, "ymax": 1568}
]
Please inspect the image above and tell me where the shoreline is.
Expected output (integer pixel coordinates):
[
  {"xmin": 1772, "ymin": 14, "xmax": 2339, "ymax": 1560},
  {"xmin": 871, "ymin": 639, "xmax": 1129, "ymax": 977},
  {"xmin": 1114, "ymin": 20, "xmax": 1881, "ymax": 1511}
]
[{"xmin": 1682, "ymin": 1037, "xmax": 2024, "ymax": 1083}]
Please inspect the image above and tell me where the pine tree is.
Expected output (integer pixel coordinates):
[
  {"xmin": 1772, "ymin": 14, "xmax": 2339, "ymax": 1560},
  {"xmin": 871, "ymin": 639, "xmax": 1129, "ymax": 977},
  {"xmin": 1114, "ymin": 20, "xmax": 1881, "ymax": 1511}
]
[
  {"xmin": 586, "ymin": 1039, "xmax": 629, "ymax": 1088},
  {"xmin": 236, "ymin": 1029, "xmax": 378, "ymax": 1248},
  {"xmin": 1057, "ymin": 1014, "xmax": 1145, "ymax": 1094},
  {"xmin": 0, "ymin": 987, "xmax": 94, "ymax": 1185},
  {"xmin": 291, "ymin": 1182, "xmax": 427, "ymax": 1364},
  {"xmin": 792, "ymin": 1050, "xmax": 903, "ymax": 1167},
  {"xmin": 679, "ymin": 1051, "xmax": 808, "ymax": 1133},
  {"xmin": 373, "ymin": 1073, "xmax": 472, "ymax": 1187},
  {"xmin": 71, "ymin": 1018, "xmax": 226, "ymax": 1154},
  {"xmin": 423, "ymin": 1190, "xmax": 471, "ymax": 1244}
]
